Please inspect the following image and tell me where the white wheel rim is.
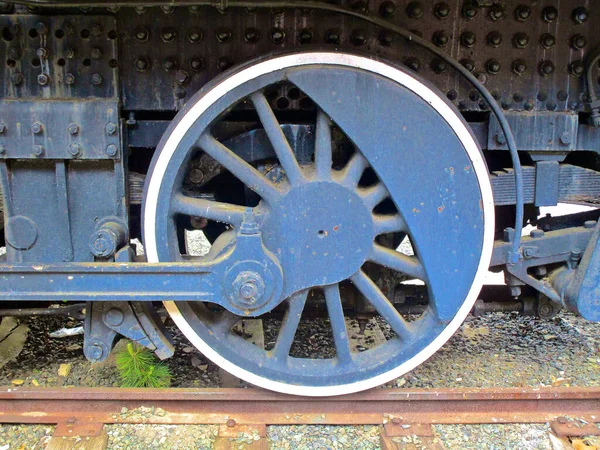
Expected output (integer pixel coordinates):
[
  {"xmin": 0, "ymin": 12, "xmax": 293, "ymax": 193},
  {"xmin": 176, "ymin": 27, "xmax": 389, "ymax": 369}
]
[{"xmin": 143, "ymin": 52, "xmax": 495, "ymax": 396}]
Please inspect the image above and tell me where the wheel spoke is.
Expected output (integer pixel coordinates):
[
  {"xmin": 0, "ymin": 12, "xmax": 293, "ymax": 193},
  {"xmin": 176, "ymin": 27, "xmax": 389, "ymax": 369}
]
[
  {"xmin": 272, "ymin": 290, "xmax": 308, "ymax": 361},
  {"xmin": 324, "ymin": 284, "xmax": 353, "ymax": 365},
  {"xmin": 374, "ymin": 214, "xmax": 407, "ymax": 235},
  {"xmin": 172, "ymin": 193, "xmax": 246, "ymax": 226},
  {"xmin": 197, "ymin": 132, "xmax": 282, "ymax": 204},
  {"xmin": 341, "ymin": 152, "xmax": 368, "ymax": 187},
  {"xmin": 315, "ymin": 110, "xmax": 333, "ymax": 180},
  {"xmin": 370, "ymin": 244, "xmax": 426, "ymax": 281},
  {"xmin": 350, "ymin": 270, "xmax": 414, "ymax": 341},
  {"xmin": 251, "ymin": 91, "xmax": 305, "ymax": 186},
  {"xmin": 360, "ymin": 183, "xmax": 389, "ymax": 210}
]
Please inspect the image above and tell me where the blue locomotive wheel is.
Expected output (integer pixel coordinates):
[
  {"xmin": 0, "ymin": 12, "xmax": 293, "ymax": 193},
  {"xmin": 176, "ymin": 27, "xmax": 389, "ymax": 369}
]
[{"xmin": 143, "ymin": 52, "xmax": 494, "ymax": 396}]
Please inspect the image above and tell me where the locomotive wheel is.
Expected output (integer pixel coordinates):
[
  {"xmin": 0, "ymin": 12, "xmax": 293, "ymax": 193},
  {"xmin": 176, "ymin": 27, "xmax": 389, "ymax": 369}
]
[{"xmin": 143, "ymin": 52, "xmax": 494, "ymax": 396}]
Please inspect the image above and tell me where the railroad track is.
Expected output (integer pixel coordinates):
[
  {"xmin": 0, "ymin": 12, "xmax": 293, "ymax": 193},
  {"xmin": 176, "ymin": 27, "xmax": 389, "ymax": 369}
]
[{"xmin": 0, "ymin": 387, "xmax": 599, "ymax": 449}]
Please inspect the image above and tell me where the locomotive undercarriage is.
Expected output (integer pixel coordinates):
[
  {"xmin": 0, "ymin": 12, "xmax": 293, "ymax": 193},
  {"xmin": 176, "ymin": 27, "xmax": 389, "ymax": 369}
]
[{"xmin": 1, "ymin": 0, "xmax": 600, "ymax": 395}]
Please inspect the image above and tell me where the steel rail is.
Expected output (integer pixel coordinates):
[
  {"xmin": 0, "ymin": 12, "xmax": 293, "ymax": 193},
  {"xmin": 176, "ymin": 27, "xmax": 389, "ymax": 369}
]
[{"xmin": 0, "ymin": 387, "xmax": 598, "ymax": 427}]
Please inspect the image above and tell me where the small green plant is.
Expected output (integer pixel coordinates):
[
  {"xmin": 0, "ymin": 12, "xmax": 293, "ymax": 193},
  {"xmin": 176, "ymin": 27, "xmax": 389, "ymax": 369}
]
[{"xmin": 115, "ymin": 342, "xmax": 172, "ymax": 388}]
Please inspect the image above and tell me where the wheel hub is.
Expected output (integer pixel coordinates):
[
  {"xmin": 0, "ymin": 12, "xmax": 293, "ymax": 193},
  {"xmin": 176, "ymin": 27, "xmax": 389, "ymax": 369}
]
[{"xmin": 262, "ymin": 181, "xmax": 375, "ymax": 291}]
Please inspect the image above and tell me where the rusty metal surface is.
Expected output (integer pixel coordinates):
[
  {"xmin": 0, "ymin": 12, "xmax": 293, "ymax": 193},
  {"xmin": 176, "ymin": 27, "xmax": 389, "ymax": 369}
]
[{"xmin": 0, "ymin": 387, "xmax": 598, "ymax": 427}]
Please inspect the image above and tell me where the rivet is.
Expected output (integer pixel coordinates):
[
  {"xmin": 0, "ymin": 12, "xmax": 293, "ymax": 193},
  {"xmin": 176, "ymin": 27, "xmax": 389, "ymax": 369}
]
[
  {"xmin": 216, "ymin": 28, "xmax": 232, "ymax": 43},
  {"xmin": 524, "ymin": 100, "xmax": 535, "ymax": 111},
  {"xmin": 352, "ymin": 1, "xmax": 368, "ymax": 14},
  {"xmin": 244, "ymin": 27, "xmax": 259, "ymax": 43},
  {"xmin": 487, "ymin": 31, "xmax": 502, "ymax": 47},
  {"xmin": 557, "ymin": 90, "xmax": 569, "ymax": 102},
  {"xmin": 515, "ymin": 5, "xmax": 531, "ymax": 22},
  {"xmin": 406, "ymin": 1, "xmax": 424, "ymax": 19},
  {"xmin": 217, "ymin": 57, "xmax": 232, "ymax": 71},
  {"xmin": 351, "ymin": 29, "xmax": 366, "ymax": 46},
  {"xmin": 8, "ymin": 46, "xmax": 21, "ymax": 60},
  {"xmin": 433, "ymin": 30, "xmax": 449, "ymax": 47},
  {"xmin": 560, "ymin": 132, "xmax": 572, "ymax": 145},
  {"xmin": 187, "ymin": 28, "xmax": 203, "ymax": 44},
  {"xmin": 542, "ymin": 6, "xmax": 558, "ymax": 23},
  {"xmin": 66, "ymin": 48, "xmax": 76, "ymax": 59},
  {"xmin": 161, "ymin": 5, "xmax": 174, "ymax": 14},
  {"xmin": 431, "ymin": 58, "xmax": 447, "ymax": 74},
  {"xmin": 134, "ymin": 57, "xmax": 150, "ymax": 72},
  {"xmin": 435, "ymin": 2, "xmax": 450, "ymax": 19},
  {"xmin": 67, "ymin": 123, "xmax": 79, "ymax": 135},
  {"xmin": 91, "ymin": 73, "xmax": 103, "ymax": 85},
  {"xmin": 495, "ymin": 133, "xmax": 506, "ymax": 145},
  {"xmin": 461, "ymin": 58, "xmax": 475, "ymax": 73},
  {"xmin": 512, "ymin": 59, "xmax": 527, "ymax": 75},
  {"xmin": 91, "ymin": 23, "xmax": 102, "ymax": 37},
  {"xmin": 175, "ymin": 70, "xmax": 189, "ymax": 85},
  {"xmin": 134, "ymin": 6, "xmax": 146, "ymax": 14},
  {"xmin": 460, "ymin": 31, "xmax": 476, "ymax": 48},
  {"xmin": 134, "ymin": 26, "xmax": 149, "ymax": 42},
  {"xmin": 462, "ymin": 2, "xmax": 478, "ymax": 20},
  {"xmin": 325, "ymin": 29, "xmax": 340, "ymax": 45},
  {"xmin": 270, "ymin": 27, "xmax": 285, "ymax": 44},
  {"xmin": 540, "ymin": 33, "xmax": 556, "ymax": 49},
  {"xmin": 35, "ymin": 22, "xmax": 48, "ymax": 35},
  {"xmin": 37, "ymin": 74, "xmax": 49, "ymax": 86},
  {"xmin": 189, "ymin": 57, "xmax": 204, "ymax": 72},
  {"xmin": 67, "ymin": 144, "xmax": 81, "ymax": 157},
  {"xmin": 162, "ymin": 56, "xmax": 177, "ymax": 71},
  {"xmin": 572, "ymin": 7, "xmax": 588, "ymax": 24},
  {"xmin": 379, "ymin": 30, "xmax": 394, "ymax": 46},
  {"xmin": 161, "ymin": 27, "xmax": 177, "ymax": 43},
  {"xmin": 31, "ymin": 122, "xmax": 43, "ymax": 134},
  {"xmin": 299, "ymin": 29, "xmax": 313, "ymax": 44},
  {"xmin": 489, "ymin": 4, "xmax": 505, "ymax": 21},
  {"xmin": 0, "ymin": 145, "xmax": 6, "ymax": 155},
  {"xmin": 90, "ymin": 47, "xmax": 102, "ymax": 60},
  {"xmin": 11, "ymin": 72, "xmax": 23, "ymax": 86},
  {"xmin": 379, "ymin": 1, "xmax": 396, "ymax": 18},
  {"xmin": 539, "ymin": 60, "xmax": 555, "ymax": 77},
  {"xmin": 33, "ymin": 145, "xmax": 44, "ymax": 156},
  {"xmin": 513, "ymin": 32, "xmax": 529, "ymax": 49},
  {"xmin": 571, "ymin": 34, "xmax": 587, "ymax": 50},
  {"xmin": 404, "ymin": 57, "xmax": 421, "ymax": 72},
  {"xmin": 65, "ymin": 73, "xmax": 75, "ymax": 85},
  {"xmin": 105, "ymin": 308, "xmax": 125, "ymax": 327},
  {"xmin": 0, "ymin": 123, "xmax": 6, "ymax": 134},
  {"xmin": 105, "ymin": 144, "xmax": 117, "ymax": 157}
]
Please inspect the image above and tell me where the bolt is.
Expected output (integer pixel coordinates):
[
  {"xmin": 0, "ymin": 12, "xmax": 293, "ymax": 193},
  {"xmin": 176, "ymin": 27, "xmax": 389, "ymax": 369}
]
[
  {"xmin": 240, "ymin": 282, "xmax": 258, "ymax": 301},
  {"xmin": 495, "ymin": 133, "xmax": 506, "ymax": 145},
  {"xmin": 87, "ymin": 343, "xmax": 104, "ymax": 361},
  {"xmin": 539, "ymin": 61, "xmax": 555, "ymax": 77},
  {"xmin": 226, "ymin": 419, "xmax": 236, "ymax": 428},
  {"xmin": 232, "ymin": 271, "xmax": 265, "ymax": 307},
  {"xmin": 189, "ymin": 57, "xmax": 204, "ymax": 72},
  {"xmin": 433, "ymin": 30, "xmax": 449, "ymax": 47},
  {"xmin": 188, "ymin": 29, "xmax": 203, "ymax": 43},
  {"xmin": 66, "ymin": 48, "xmax": 76, "ymax": 59},
  {"xmin": 513, "ymin": 32, "xmax": 529, "ymax": 49},
  {"xmin": 560, "ymin": 132, "xmax": 572, "ymax": 145},
  {"xmin": 31, "ymin": 122, "xmax": 43, "ymax": 134},
  {"xmin": 37, "ymin": 74, "xmax": 49, "ymax": 86},
  {"xmin": 11, "ymin": 72, "xmax": 23, "ymax": 86},
  {"xmin": 380, "ymin": 1, "xmax": 395, "ymax": 18},
  {"xmin": 487, "ymin": 31, "xmax": 502, "ymax": 47},
  {"xmin": 530, "ymin": 229, "xmax": 545, "ymax": 238},
  {"xmin": 460, "ymin": 31, "xmax": 476, "ymax": 48},
  {"xmin": 134, "ymin": 26, "xmax": 149, "ymax": 42},
  {"xmin": 189, "ymin": 167, "xmax": 204, "ymax": 184},
  {"xmin": 135, "ymin": 57, "xmax": 150, "ymax": 72},
  {"xmin": 91, "ymin": 73, "xmax": 103, "ymax": 85},
  {"xmin": 523, "ymin": 248, "xmax": 535, "ymax": 258},
  {"xmin": 104, "ymin": 308, "xmax": 124, "ymax": 327},
  {"xmin": 435, "ymin": 2, "xmax": 450, "ymax": 19},
  {"xmin": 91, "ymin": 23, "xmax": 102, "ymax": 36},
  {"xmin": 0, "ymin": 123, "xmax": 5, "ymax": 134},
  {"xmin": 540, "ymin": 33, "xmax": 555, "ymax": 49},
  {"xmin": 90, "ymin": 47, "xmax": 102, "ymax": 60},
  {"xmin": 67, "ymin": 123, "xmax": 79, "ymax": 135},
  {"xmin": 32, "ymin": 145, "xmax": 44, "ymax": 157},
  {"xmin": 572, "ymin": 34, "xmax": 587, "ymax": 50},
  {"xmin": 571, "ymin": 249, "xmax": 582, "ymax": 261},
  {"xmin": 65, "ymin": 73, "xmax": 75, "ymax": 85},
  {"xmin": 161, "ymin": 27, "xmax": 177, "ymax": 42},
  {"xmin": 539, "ymin": 304, "xmax": 552, "ymax": 318},
  {"xmin": 270, "ymin": 27, "xmax": 285, "ymax": 44},
  {"xmin": 512, "ymin": 59, "xmax": 527, "ymax": 75},
  {"xmin": 0, "ymin": 145, "xmax": 6, "ymax": 155},
  {"xmin": 542, "ymin": 6, "xmax": 558, "ymax": 23},
  {"xmin": 572, "ymin": 7, "xmax": 588, "ymax": 24},
  {"xmin": 36, "ymin": 47, "xmax": 48, "ymax": 59},
  {"xmin": 351, "ymin": 29, "xmax": 366, "ymax": 46},
  {"xmin": 486, "ymin": 59, "xmax": 501, "ymax": 74},
  {"xmin": 570, "ymin": 61, "xmax": 585, "ymax": 78},
  {"xmin": 216, "ymin": 28, "xmax": 231, "ymax": 43},
  {"xmin": 7, "ymin": 46, "xmax": 21, "ymax": 60},
  {"xmin": 584, "ymin": 220, "xmax": 597, "ymax": 229},
  {"xmin": 104, "ymin": 122, "xmax": 117, "ymax": 135},
  {"xmin": 405, "ymin": 57, "xmax": 421, "ymax": 72},
  {"xmin": 106, "ymin": 144, "xmax": 118, "ymax": 157},
  {"xmin": 515, "ymin": 5, "xmax": 531, "ymax": 21},
  {"xmin": 175, "ymin": 70, "xmax": 189, "ymax": 85},
  {"xmin": 67, "ymin": 144, "xmax": 81, "ymax": 157}
]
